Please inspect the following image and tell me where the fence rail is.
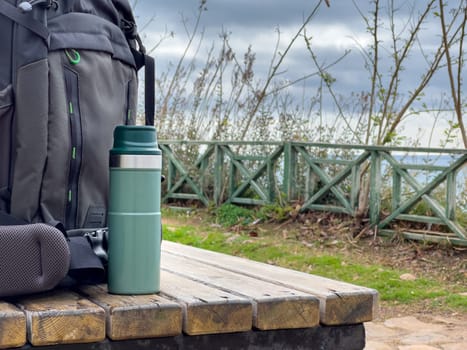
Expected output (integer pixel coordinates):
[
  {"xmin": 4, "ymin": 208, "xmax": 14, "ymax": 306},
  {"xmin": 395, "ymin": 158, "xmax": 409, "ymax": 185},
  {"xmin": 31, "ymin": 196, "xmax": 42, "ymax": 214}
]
[{"xmin": 159, "ymin": 141, "xmax": 467, "ymax": 246}]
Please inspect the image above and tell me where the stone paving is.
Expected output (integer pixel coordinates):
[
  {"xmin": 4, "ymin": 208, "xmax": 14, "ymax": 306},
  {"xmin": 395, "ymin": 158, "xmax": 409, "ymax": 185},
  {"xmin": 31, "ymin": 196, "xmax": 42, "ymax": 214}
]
[{"xmin": 364, "ymin": 315, "xmax": 466, "ymax": 350}]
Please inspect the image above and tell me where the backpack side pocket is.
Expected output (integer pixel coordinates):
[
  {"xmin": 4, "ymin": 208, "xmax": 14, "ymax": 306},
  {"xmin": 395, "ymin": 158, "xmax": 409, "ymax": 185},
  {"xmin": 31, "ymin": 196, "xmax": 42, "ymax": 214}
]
[
  {"xmin": 10, "ymin": 59, "xmax": 49, "ymax": 222},
  {"xmin": 0, "ymin": 84, "xmax": 13, "ymax": 211},
  {"xmin": 71, "ymin": 50, "xmax": 137, "ymax": 228}
]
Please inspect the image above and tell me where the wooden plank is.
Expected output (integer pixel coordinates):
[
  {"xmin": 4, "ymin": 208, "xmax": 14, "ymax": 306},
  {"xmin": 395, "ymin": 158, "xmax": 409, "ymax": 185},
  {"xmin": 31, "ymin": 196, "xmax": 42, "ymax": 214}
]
[
  {"xmin": 16, "ymin": 290, "xmax": 105, "ymax": 346},
  {"xmin": 162, "ymin": 253, "xmax": 320, "ymax": 330},
  {"xmin": 0, "ymin": 301, "xmax": 26, "ymax": 349},
  {"xmin": 379, "ymin": 229, "xmax": 467, "ymax": 247},
  {"xmin": 160, "ymin": 270, "xmax": 253, "ymax": 335},
  {"xmin": 78, "ymin": 284, "xmax": 183, "ymax": 341},
  {"xmin": 162, "ymin": 241, "xmax": 379, "ymax": 326},
  {"xmin": 397, "ymin": 214, "xmax": 445, "ymax": 225}
]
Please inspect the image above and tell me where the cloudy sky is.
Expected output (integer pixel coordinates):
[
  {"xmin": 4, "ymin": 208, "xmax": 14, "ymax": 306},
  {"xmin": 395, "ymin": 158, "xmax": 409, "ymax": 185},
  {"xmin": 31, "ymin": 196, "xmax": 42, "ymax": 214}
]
[{"xmin": 132, "ymin": 0, "xmax": 465, "ymax": 148}]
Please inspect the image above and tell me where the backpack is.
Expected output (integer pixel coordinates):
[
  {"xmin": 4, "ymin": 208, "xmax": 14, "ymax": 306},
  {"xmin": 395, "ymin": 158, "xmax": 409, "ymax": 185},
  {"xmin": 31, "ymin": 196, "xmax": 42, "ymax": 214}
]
[{"xmin": 0, "ymin": 0, "xmax": 155, "ymax": 296}]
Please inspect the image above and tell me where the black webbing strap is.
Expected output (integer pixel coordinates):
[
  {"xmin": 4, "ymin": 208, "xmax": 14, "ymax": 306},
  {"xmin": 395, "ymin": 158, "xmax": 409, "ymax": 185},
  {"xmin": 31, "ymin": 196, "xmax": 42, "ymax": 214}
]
[
  {"xmin": 0, "ymin": 211, "xmax": 26, "ymax": 225},
  {"xmin": 130, "ymin": 46, "xmax": 155, "ymax": 126},
  {"xmin": 50, "ymin": 221, "xmax": 106, "ymax": 284},
  {"xmin": 0, "ymin": 1, "xmax": 49, "ymax": 43},
  {"xmin": 67, "ymin": 236, "xmax": 106, "ymax": 283},
  {"xmin": 144, "ymin": 54, "xmax": 155, "ymax": 126}
]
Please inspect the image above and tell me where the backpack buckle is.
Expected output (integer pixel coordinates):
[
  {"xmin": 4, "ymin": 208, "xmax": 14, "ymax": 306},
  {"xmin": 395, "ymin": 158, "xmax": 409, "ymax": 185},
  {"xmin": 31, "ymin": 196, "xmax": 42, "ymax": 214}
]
[{"xmin": 84, "ymin": 228, "xmax": 108, "ymax": 262}]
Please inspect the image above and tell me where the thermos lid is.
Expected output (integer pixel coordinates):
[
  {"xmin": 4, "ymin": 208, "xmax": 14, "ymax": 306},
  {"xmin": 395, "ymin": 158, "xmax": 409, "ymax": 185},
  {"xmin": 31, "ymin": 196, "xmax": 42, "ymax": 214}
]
[{"xmin": 111, "ymin": 125, "xmax": 162, "ymax": 156}]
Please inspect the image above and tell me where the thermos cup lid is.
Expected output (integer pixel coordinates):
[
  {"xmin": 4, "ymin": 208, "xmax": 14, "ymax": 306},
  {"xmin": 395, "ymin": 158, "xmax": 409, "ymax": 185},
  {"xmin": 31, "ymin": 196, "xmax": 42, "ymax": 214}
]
[{"xmin": 111, "ymin": 125, "xmax": 161, "ymax": 156}]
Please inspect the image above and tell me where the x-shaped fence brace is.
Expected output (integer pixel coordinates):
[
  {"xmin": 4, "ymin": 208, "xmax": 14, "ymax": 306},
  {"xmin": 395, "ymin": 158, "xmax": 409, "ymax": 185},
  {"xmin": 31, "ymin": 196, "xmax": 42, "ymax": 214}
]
[
  {"xmin": 378, "ymin": 153, "xmax": 466, "ymax": 240},
  {"xmin": 159, "ymin": 141, "xmax": 466, "ymax": 245}
]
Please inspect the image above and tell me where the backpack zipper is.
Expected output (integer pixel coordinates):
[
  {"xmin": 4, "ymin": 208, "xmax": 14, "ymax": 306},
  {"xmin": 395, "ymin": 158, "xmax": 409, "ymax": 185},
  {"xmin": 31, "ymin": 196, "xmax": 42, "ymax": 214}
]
[{"xmin": 64, "ymin": 65, "xmax": 82, "ymax": 229}]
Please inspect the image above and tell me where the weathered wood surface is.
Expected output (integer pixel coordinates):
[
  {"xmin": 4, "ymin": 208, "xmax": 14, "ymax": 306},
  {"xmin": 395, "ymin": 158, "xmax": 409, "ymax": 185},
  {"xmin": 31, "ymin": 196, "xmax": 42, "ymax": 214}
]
[
  {"xmin": 16, "ymin": 291, "xmax": 105, "ymax": 346},
  {"xmin": 0, "ymin": 242, "xmax": 376, "ymax": 349},
  {"xmin": 162, "ymin": 240, "xmax": 379, "ymax": 325},
  {"xmin": 0, "ymin": 301, "xmax": 26, "ymax": 349},
  {"xmin": 162, "ymin": 252, "xmax": 320, "ymax": 330},
  {"xmin": 160, "ymin": 270, "xmax": 253, "ymax": 335},
  {"xmin": 79, "ymin": 284, "xmax": 183, "ymax": 340}
]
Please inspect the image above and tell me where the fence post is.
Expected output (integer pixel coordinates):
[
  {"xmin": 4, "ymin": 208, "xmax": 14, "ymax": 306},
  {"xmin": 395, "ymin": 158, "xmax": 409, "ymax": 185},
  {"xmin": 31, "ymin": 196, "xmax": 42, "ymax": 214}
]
[
  {"xmin": 267, "ymin": 157, "xmax": 275, "ymax": 202},
  {"xmin": 283, "ymin": 142, "xmax": 297, "ymax": 201},
  {"xmin": 167, "ymin": 147, "xmax": 176, "ymax": 195},
  {"xmin": 392, "ymin": 171, "xmax": 401, "ymax": 212},
  {"xmin": 446, "ymin": 171, "xmax": 457, "ymax": 220},
  {"xmin": 369, "ymin": 151, "xmax": 382, "ymax": 227},
  {"xmin": 214, "ymin": 145, "xmax": 224, "ymax": 206},
  {"xmin": 350, "ymin": 164, "xmax": 360, "ymax": 213}
]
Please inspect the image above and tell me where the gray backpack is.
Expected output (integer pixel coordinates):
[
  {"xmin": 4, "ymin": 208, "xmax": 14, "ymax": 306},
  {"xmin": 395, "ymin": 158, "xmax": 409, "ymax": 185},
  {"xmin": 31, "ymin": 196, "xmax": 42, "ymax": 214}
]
[{"xmin": 0, "ymin": 0, "xmax": 154, "ymax": 296}]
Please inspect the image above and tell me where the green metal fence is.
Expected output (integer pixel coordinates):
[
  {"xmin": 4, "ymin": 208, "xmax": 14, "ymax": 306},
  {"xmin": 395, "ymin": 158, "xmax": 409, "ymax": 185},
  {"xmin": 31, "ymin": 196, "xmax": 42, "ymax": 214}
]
[{"xmin": 159, "ymin": 141, "xmax": 467, "ymax": 246}]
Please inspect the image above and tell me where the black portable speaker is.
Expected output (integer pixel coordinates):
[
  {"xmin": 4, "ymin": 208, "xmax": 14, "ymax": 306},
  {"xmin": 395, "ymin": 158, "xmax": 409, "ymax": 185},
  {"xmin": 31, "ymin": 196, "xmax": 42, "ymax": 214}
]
[{"xmin": 0, "ymin": 223, "xmax": 70, "ymax": 297}]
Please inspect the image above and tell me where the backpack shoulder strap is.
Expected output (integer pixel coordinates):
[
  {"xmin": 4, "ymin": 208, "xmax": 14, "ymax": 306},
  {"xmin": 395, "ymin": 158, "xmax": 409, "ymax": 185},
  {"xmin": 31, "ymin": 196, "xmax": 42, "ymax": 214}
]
[
  {"xmin": 118, "ymin": 3, "xmax": 155, "ymax": 127},
  {"xmin": 0, "ymin": 210, "xmax": 26, "ymax": 225},
  {"xmin": 0, "ymin": 1, "xmax": 49, "ymax": 43}
]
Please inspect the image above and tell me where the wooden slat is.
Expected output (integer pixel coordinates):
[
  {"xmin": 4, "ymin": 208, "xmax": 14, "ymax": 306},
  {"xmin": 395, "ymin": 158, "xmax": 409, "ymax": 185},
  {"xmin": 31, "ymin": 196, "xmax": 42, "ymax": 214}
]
[
  {"xmin": 162, "ymin": 241, "xmax": 379, "ymax": 325},
  {"xmin": 17, "ymin": 290, "xmax": 105, "ymax": 346},
  {"xmin": 160, "ymin": 270, "xmax": 253, "ymax": 335},
  {"xmin": 78, "ymin": 284, "xmax": 183, "ymax": 340},
  {"xmin": 0, "ymin": 301, "xmax": 26, "ymax": 349},
  {"xmin": 162, "ymin": 253, "xmax": 320, "ymax": 330}
]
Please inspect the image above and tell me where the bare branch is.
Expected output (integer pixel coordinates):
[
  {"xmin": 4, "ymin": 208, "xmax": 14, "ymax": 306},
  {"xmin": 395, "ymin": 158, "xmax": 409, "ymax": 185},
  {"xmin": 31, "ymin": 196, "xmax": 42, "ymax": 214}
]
[
  {"xmin": 238, "ymin": 0, "xmax": 326, "ymax": 140},
  {"xmin": 159, "ymin": 1, "xmax": 207, "ymax": 121},
  {"xmin": 438, "ymin": 0, "xmax": 467, "ymax": 147}
]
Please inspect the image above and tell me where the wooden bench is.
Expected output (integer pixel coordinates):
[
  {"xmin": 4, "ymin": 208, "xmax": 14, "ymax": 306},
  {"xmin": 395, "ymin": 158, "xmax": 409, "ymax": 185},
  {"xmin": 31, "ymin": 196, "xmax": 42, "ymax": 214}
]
[{"xmin": 0, "ymin": 241, "xmax": 378, "ymax": 350}]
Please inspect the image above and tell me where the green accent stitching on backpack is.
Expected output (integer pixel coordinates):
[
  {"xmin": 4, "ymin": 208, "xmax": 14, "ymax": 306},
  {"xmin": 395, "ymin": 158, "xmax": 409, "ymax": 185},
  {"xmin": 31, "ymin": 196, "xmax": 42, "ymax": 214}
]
[
  {"xmin": 65, "ymin": 49, "xmax": 81, "ymax": 65},
  {"xmin": 127, "ymin": 109, "xmax": 132, "ymax": 121}
]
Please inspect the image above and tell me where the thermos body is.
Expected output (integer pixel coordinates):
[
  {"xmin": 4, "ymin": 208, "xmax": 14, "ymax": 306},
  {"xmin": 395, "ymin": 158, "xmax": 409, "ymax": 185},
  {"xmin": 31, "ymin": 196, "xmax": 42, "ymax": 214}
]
[{"xmin": 107, "ymin": 126, "xmax": 162, "ymax": 294}]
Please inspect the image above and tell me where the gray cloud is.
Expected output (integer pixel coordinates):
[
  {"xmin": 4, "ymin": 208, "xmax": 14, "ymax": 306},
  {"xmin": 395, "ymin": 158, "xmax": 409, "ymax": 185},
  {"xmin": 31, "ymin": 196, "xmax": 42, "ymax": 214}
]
[
  {"xmin": 133, "ymin": 0, "xmax": 464, "ymax": 146},
  {"xmin": 134, "ymin": 0, "xmax": 363, "ymax": 35}
]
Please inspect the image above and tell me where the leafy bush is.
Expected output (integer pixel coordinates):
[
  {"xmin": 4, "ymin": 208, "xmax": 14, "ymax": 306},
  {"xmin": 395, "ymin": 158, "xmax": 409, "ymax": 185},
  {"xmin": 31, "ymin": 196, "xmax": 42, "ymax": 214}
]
[
  {"xmin": 257, "ymin": 203, "xmax": 294, "ymax": 222},
  {"xmin": 216, "ymin": 204, "xmax": 254, "ymax": 227}
]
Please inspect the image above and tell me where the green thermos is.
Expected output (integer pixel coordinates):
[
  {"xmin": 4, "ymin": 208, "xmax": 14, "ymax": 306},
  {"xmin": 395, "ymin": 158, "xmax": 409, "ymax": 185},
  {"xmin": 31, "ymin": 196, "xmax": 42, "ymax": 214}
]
[{"xmin": 107, "ymin": 125, "xmax": 162, "ymax": 294}]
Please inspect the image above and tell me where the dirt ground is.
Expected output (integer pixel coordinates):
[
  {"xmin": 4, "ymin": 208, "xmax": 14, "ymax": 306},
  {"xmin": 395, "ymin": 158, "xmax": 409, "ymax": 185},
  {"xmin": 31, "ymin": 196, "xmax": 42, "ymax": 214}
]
[
  {"xmin": 287, "ymin": 212, "xmax": 467, "ymax": 321},
  {"xmin": 267, "ymin": 213, "xmax": 467, "ymax": 324}
]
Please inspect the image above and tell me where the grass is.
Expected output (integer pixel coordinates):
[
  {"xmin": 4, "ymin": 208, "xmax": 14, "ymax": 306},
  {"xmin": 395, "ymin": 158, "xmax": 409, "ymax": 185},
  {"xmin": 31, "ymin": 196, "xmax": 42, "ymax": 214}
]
[{"xmin": 162, "ymin": 207, "xmax": 467, "ymax": 314}]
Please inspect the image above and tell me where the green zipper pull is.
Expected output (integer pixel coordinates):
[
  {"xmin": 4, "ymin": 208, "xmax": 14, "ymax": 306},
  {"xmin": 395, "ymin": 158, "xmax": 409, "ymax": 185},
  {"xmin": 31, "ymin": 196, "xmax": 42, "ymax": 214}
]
[{"xmin": 65, "ymin": 49, "xmax": 81, "ymax": 65}]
